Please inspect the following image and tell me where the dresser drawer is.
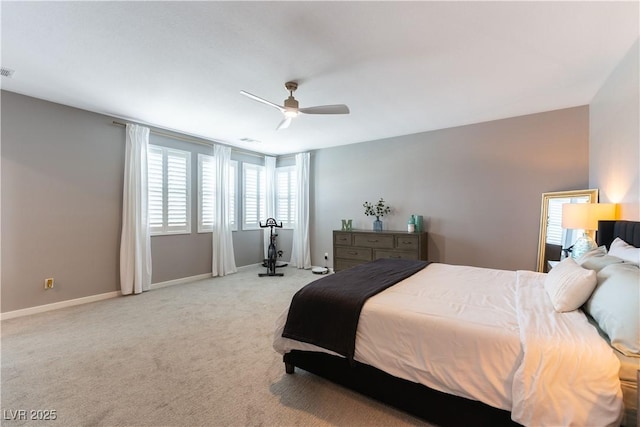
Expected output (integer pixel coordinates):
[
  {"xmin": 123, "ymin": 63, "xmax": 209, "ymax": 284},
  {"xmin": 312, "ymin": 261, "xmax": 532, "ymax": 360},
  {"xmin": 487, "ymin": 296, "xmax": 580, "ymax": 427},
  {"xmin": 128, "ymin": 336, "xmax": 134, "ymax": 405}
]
[
  {"xmin": 353, "ymin": 234, "xmax": 394, "ymax": 249},
  {"xmin": 374, "ymin": 250, "xmax": 419, "ymax": 261},
  {"xmin": 395, "ymin": 235, "xmax": 419, "ymax": 251},
  {"xmin": 335, "ymin": 258, "xmax": 366, "ymax": 271},
  {"xmin": 334, "ymin": 232, "xmax": 352, "ymax": 246},
  {"xmin": 333, "ymin": 229, "xmax": 427, "ymax": 273},
  {"xmin": 335, "ymin": 246, "xmax": 372, "ymax": 262}
]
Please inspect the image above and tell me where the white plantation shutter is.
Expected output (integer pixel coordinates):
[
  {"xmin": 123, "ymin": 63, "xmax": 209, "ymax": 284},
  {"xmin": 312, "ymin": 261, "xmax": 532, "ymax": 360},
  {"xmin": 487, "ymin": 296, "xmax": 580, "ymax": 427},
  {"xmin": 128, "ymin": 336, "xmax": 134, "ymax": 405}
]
[
  {"xmin": 276, "ymin": 166, "xmax": 297, "ymax": 228},
  {"xmin": 243, "ymin": 163, "xmax": 265, "ymax": 229},
  {"xmin": 198, "ymin": 154, "xmax": 215, "ymax": 232},
  {"xmin": 167, "ymin": 150, "xmax": 190, "ymax": 231},
  {"xmin": 228, "ymin": 162, "xmax": 237, "ymax": 229},
  {"xmin": 147, "ymin": 145, "xmax": 191, "ymax": 235},
  {"xmin": 546, "ymin": 198, "xmax": 569, "ymax": 245},
  {"xmin": 148, "ymin": 146, "xmax": 164, "ymax": 232},
  {"xmin": 198, "ymin": 155, "xmax": 237, "ymax": 232}
]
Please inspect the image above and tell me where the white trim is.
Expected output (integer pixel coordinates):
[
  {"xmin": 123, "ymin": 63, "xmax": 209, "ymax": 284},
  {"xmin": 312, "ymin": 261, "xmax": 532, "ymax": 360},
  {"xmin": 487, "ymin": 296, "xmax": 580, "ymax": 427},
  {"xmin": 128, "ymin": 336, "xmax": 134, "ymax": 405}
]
[
  {"xmin": 149, "ymin": 273, "xmax": 212, "ymax": 290},
  {"xmin": 1, "ymin": 291, "xmax": 121, "ymax": 321},
  {"xmin": 1, "ymin": 273, "xmax": 218, "ymax": 320},
  {"xmin": 237, "ymin": 262, "xmax": 263, "ymax": 271}
]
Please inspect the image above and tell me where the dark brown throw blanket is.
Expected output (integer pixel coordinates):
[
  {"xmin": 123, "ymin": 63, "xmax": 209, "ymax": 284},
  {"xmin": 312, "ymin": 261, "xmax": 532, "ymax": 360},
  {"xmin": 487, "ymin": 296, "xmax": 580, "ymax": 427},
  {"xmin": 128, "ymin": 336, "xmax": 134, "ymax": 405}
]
[{"xmin": 282, "ymin": 258, "xmax": 429, "ymax": 363}]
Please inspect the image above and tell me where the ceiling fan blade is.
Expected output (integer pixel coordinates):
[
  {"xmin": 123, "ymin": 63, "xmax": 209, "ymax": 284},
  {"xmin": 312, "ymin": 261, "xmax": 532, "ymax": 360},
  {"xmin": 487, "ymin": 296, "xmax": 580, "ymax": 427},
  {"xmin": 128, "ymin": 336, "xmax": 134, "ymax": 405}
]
[
  {"xmin": 240, "ymin": 90, "xmax": 285, "ymax": 112},
  {"xmin": 299, "ymin": 104, "xmax": 350, "ymax": 115},
  {"xmin": 276, "ymin": 117, "xmax": 292, "ymax": 130}
]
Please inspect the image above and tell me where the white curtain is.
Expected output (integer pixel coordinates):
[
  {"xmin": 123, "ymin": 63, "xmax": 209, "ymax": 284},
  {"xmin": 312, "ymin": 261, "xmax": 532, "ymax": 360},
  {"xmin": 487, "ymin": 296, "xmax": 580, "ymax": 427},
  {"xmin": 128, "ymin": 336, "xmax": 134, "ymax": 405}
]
[
  {"xmin": 290, "ymin": 152, "xmax": 311, "ymax": 269},
  {"xmin": 212, "ymin": 145, "xmax": 237, "ymax": 276},
  {"xmin": 263, "ymin": 156, "xmax": 277, "ymax": 259},
  {"xmin": 119, "ymin": 124, "xmax": 152, "ymax": 295}
]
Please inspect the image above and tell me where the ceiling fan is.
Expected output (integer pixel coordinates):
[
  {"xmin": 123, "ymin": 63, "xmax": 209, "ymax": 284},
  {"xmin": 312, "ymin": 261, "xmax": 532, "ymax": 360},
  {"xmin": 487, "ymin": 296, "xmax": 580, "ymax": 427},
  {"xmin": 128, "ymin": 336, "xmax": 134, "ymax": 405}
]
[{"xmin": 240, "ymin": 81, "xmax": 350, "ymax": 130}]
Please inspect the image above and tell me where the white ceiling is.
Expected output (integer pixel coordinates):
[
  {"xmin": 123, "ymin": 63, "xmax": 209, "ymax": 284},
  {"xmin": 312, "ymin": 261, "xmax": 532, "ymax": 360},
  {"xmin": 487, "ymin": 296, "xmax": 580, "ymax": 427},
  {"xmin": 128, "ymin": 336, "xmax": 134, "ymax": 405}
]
[{"xmin": 1, "ymin": 1, "xmax": 638, "ymax": 155}]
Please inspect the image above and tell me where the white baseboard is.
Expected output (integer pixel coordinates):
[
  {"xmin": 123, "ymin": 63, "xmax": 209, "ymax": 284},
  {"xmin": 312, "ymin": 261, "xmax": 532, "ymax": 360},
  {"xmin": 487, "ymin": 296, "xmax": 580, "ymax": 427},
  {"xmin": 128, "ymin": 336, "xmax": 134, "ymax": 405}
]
[
  {"xmin": 1, "ymin": 291, "xmax": 121, "ymax": 321},
  {"xmin": 150, "ymin": 273, "xmax": 212, "ymax": 290},
  {"xmin": 1, "ymin": 273, "xmax": 217, "ymax": 321},
  {"xmin": 237, "ymin": 263, "xmax": 263, "ymax": 272}
]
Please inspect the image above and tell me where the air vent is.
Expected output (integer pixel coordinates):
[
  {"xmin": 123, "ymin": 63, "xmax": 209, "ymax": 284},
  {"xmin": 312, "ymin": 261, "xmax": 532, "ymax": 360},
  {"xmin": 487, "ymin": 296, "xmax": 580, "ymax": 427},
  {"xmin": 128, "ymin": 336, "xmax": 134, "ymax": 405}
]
[
  {"xmin": 1, "ymin": 67, "xmax": 15, "ymax": 78},
  {"xmin": 240, "ymin": 137, "xmax": 261, "ymax": 144}
]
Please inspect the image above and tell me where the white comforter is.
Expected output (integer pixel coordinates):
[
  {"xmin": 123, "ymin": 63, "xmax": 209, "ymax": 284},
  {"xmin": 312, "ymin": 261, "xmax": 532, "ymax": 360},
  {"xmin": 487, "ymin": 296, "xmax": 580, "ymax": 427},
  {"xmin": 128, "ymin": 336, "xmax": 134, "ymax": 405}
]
[
  {"xmin": 512, "ymin": 270, "xmax": 622, "ymax": 426},
  {"xmin": 273, "ymin": 263, "xmax": 623, "ymax": 426}
]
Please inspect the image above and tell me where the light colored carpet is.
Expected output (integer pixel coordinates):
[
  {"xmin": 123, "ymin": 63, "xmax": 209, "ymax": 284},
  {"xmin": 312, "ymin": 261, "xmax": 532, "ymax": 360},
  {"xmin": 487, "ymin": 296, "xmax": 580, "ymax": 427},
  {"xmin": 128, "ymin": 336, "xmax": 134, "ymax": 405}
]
[{"xmin": 1, "ymin": 265, "xmax": 432, "ymax": 426}]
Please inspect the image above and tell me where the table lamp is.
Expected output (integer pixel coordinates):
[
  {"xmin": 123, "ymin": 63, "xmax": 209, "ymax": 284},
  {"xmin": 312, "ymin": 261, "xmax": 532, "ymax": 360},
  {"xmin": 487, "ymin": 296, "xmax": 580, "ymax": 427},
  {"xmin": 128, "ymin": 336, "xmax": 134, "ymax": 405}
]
[{"xmin": 562, "ymin": 203, "xmax": 617, "ymax": 259}]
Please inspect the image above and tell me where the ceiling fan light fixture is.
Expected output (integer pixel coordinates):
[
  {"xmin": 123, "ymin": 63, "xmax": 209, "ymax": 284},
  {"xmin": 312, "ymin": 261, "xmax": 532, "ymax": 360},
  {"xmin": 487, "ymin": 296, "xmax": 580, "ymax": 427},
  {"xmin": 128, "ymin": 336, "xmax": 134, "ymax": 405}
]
[{"xmin": 284, "ymin": 109, "xmax": 299, "ymax": 118}]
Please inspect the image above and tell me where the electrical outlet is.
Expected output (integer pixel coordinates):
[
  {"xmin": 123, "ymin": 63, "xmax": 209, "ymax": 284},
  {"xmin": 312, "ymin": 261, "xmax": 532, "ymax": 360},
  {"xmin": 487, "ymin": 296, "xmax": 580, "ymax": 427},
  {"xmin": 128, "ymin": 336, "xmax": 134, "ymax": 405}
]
[{"xmin": 44, "ymin": 278, "xmax": 54, "ymax": 289}]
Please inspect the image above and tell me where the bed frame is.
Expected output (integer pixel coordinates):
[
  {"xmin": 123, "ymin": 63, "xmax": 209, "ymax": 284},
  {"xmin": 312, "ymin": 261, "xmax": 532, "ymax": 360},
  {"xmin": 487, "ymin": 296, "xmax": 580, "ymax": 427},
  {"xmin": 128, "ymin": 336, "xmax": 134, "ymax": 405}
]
[{"xmin": 283, "ymin": 219, "xmax": 640, "ymax": 427}]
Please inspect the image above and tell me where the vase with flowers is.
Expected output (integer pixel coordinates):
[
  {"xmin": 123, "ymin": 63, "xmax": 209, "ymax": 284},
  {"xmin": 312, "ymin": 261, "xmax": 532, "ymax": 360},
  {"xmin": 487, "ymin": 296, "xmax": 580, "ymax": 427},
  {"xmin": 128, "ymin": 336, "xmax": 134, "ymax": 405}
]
[{"xmin": 363, "ymin": 198, "xmax": 391, "ymax": 231}]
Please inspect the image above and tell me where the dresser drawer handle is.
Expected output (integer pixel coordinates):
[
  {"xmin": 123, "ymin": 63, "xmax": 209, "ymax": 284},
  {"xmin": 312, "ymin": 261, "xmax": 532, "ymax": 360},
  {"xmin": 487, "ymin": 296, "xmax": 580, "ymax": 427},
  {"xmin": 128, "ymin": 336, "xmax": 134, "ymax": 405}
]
[
  {"xmin": 367, "ymin": 239, "xmax": 379, "ymax": 243},
  {"xmin": 347, "ymin": 251, "xmax": 358, "ymax": 255},
  {"xmin": 339, "ymin": 238, "xmax": 347, "ymax": 241},
  {"xmin": 401, "ymin": 241, "xmax": 413, "ymax": 245},
  {"xmin": 389, "ymin": 255, "xmax": 402, "ymax": 259}
]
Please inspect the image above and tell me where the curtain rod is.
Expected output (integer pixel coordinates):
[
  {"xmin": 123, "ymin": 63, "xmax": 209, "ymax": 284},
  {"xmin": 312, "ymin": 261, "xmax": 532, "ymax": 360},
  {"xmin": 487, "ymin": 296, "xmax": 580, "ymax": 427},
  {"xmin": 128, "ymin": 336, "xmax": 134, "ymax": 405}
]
[{"xmin": 112, "ymin": 120, "xmax": 273, "ymax": 159}]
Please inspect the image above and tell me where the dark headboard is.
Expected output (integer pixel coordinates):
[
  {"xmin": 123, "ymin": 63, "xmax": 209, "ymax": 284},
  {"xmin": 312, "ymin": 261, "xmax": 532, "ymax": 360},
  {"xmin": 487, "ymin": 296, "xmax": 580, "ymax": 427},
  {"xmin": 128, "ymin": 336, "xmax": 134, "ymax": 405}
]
[{"xmin": 597, "ymin": 220, "xmax": 640, "ymax": 249}]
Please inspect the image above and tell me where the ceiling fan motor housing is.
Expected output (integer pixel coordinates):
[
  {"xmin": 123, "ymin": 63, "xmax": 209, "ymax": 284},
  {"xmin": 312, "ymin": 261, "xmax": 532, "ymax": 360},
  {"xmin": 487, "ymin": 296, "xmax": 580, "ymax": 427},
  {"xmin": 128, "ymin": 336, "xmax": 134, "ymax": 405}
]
[
  {"xmin": 284, "ymin": 81, "xmax": 299, "ymax": 115},
  {"xmin": 284, "ymin": 95, "xmax": 299, "ymax": 117},
  {"xmin": 284, "ymin": 96, "xmax": 299, "ymax": 109}
]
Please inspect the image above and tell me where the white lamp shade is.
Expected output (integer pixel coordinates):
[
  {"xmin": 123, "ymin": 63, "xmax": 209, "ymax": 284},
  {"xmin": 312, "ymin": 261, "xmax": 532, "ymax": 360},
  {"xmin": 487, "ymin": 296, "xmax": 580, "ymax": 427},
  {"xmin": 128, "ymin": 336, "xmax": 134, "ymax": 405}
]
[{"xmin": 561, "ymin": 203, "xmax": 617, "ymax": 231}]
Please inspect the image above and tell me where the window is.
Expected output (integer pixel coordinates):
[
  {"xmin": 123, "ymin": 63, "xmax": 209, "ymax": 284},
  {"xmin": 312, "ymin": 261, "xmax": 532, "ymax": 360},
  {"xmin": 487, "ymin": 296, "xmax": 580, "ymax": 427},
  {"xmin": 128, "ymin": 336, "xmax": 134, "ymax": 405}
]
[
  {"xmin": 197, "ymin": 154, "xmax": 237, "ymax": 232},
  {"xmin": 242, "ymin": 163, "xmax": 265, "ymax": 229},
  {"xmin": 148, "ymin": 145, "xmax": 191, "ymax": 235},
  {"xmin": 546, "ymin": 198, "xmax": 568, "ymax": 246},
  {"xmin": 276, "ymin": 166, "xmax": 297, "ymax": 229},
  {"xmin": 546, "ymin": 197, "xmax": 585, "ymax": 247}
]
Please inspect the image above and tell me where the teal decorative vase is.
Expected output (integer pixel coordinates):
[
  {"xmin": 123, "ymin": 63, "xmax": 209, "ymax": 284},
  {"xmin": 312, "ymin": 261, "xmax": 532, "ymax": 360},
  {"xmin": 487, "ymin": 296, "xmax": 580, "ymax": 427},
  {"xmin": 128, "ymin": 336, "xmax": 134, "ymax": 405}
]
[{"xmin": 373, "ymin": 218, "xmax": 383, "ymax": 231}]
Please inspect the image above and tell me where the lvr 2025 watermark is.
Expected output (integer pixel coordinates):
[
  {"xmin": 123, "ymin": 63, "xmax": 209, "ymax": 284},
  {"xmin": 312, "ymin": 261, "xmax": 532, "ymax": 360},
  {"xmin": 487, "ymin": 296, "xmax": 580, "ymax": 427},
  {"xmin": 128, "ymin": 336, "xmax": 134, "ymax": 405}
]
[{"xmin": 3, "ymin": 409, "xmax": 57, "ymax": 421}]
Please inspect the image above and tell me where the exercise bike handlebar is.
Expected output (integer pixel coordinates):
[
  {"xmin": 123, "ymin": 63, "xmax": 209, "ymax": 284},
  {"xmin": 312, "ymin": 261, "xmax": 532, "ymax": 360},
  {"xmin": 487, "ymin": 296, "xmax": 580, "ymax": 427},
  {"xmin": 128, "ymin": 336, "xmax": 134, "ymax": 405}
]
[{"xmin": 259, "ymin": 218, "xmax": 283, "ymax": 228}]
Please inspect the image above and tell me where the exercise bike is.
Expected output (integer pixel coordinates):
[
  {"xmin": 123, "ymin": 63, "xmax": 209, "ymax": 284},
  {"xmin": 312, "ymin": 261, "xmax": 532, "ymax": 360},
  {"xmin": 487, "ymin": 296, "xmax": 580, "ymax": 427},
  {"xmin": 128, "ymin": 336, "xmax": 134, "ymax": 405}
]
[{"xmin": 259, "ymin": 218, "xmax": 287, "ymax": 277}]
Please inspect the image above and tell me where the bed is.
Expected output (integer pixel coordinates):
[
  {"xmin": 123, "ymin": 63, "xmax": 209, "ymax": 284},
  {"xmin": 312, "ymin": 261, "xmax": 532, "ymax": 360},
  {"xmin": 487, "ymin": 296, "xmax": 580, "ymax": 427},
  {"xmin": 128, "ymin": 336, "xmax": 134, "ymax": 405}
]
[{"xmin": 273, "ymin": 220, "xmax": 640, "ymax": 426}]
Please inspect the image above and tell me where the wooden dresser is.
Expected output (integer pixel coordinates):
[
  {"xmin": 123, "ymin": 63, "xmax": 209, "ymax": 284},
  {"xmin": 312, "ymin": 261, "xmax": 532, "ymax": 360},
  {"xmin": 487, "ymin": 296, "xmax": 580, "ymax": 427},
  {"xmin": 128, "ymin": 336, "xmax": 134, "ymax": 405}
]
[{"xmin": 333, "ymin": 230, "xmax": 428, "ymax": 272}]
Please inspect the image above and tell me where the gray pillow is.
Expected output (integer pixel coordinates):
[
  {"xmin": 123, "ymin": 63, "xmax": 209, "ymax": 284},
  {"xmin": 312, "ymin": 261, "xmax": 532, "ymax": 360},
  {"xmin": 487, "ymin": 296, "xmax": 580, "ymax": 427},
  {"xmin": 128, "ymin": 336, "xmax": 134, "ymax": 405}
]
[
  {"xmin": 584, "ymin": 262, "xmax": 640, "ymax": 357},
  {"xmin": 578, "ymin": 246, "xmax": 625, "ymax": 272}
]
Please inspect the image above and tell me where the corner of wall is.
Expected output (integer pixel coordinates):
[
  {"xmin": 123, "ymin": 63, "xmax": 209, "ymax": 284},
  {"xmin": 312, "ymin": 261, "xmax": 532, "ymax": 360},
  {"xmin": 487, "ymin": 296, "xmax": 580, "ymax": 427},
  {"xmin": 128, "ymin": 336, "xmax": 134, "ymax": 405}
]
[{"xmin": 589, "ymin": 39, "xmax": 640, "ymax": 220}]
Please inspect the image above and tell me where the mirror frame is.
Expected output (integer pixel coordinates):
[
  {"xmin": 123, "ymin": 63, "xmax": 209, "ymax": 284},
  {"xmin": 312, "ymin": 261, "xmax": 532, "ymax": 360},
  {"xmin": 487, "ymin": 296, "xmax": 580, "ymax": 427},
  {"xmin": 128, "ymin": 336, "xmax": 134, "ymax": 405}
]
[{"xmin": 536, "ymin": 189, "xmax": 599, "ymax": 272}]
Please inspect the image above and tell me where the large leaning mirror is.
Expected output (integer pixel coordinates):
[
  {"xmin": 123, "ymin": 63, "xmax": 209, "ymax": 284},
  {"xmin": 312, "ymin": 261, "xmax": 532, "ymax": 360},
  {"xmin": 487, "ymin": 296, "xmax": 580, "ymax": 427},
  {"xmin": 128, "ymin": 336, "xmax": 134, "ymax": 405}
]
[{"xmin": 536, "ymin": 189, "xmax": 598, "ymax": 272}]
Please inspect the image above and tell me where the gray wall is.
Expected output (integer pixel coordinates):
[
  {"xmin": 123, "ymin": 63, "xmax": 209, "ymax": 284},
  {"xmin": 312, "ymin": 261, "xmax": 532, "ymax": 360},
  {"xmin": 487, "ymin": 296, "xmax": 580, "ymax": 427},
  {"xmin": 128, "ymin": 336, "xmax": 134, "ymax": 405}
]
[
  {"xmin": 310, "ymin": 107, "xmax": 590, "ymax": 271},
  {"xmin": 590, "ymin": 39, "xmax": 640, "ymax": 220},
  {"xmin": 1, "ymin": 91, "xmax": 265, "ymax": 312},
  {"xmin": 0, "ymin": 90, "xmax": 590, "ymax": 313},
  {"xmin": 2, "ymin": 91, "xmax": 125, "ymax": 312}
]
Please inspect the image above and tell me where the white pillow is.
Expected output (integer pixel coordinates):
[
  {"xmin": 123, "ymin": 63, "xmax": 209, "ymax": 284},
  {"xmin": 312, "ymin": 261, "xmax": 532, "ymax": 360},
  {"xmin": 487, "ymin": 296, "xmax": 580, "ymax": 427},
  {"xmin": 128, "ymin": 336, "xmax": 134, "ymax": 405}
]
[
  {"xmin": 608, "ymin": 237, "xmax": 640, "ymax": 264},
  {"xmin": 584, "ymin": 262, "xmax": 640, "ymax": 357},
  {"xmin": 544, "ymin": 257, "xmax": 597, "ymax": 312}
]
